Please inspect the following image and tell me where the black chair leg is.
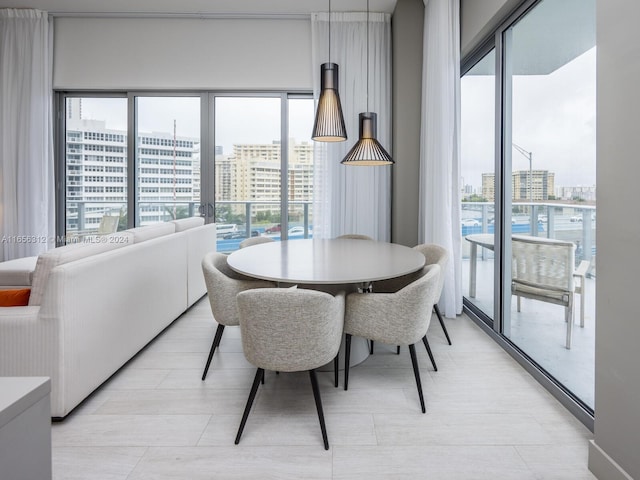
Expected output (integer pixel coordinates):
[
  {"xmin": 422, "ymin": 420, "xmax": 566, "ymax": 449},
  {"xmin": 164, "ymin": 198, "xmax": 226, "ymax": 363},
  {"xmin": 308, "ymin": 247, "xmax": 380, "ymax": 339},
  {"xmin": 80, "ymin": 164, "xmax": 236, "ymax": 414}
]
[
  {"xmin": 408, "ymin": 344, "xmax": 426, "ymax": 413},
  {"xmin": 422, "ymin": 335, "xmax": 438, "ymax": 371},
  {"xmin": 235, "ymin": 367, "xmax": 263, "ymax": 445},
  {"xmin": 434, "ymin": 304, "xmax": 452, "ymax": 345},
  {"xmin": 334, "ymin": 353, "xmax": 339, "ymax": 388},
  {"xmin": 344, "ymin": 334, "xmax": 352, "ymax": 390},
  {"xmin": 369, "ymin": 340, "xmax": 374, "ymax": 354},
  {"xmin": 396, "ymin": 345, "xmax": 401, "ymax": 355},
  {"xmin": 261, "ymin": 369, "xmax": 265, "ymax": 385},
  {"xmin": 202, "ymin": 324, "xmax": 225, "ymax": 381},
  {"xmin": 309, "ymin": 369, "xmax": 329, "ymax": 450}
]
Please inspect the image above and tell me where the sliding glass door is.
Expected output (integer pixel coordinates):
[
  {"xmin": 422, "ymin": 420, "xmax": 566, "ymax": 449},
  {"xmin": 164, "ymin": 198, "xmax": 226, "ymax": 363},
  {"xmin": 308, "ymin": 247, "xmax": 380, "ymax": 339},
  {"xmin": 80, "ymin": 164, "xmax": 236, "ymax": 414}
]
[
  {"xmin": 461, "ymin": 0, "xmax": 596, "ymax": 413},
  {"xmin": 212, "ymin": 94, "xmax": 315, "ymax": 252},
  {"xmin": 461, "ymin": 49, "xmax": 496, "ymax": 321},
  {"xmin": 503, "ymin": 0, "xmax": 596, "ymax": 410}
]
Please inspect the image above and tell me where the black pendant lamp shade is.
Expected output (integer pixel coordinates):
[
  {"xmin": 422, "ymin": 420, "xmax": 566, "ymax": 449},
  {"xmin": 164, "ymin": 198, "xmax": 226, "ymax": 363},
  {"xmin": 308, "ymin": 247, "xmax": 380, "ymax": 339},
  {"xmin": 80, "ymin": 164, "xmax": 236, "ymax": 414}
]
[
  {"xmin": 341, "ymin": 0, "xmax": 393, "ymax": 166},
  {"xmin": 312, "ymin": 62, "xmax": 347, "ymax": 142},
  {"xmin": 341, "ymin": 112, "xmax": 394, "ymax": 165}
]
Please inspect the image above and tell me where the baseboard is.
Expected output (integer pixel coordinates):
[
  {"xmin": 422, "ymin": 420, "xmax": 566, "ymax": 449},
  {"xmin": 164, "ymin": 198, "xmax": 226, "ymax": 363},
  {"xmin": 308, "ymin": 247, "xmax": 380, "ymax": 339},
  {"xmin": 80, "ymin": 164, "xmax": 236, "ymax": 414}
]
[{"xmin": 588, "ymin": 440, "xmax": 634, "ymax": 480}]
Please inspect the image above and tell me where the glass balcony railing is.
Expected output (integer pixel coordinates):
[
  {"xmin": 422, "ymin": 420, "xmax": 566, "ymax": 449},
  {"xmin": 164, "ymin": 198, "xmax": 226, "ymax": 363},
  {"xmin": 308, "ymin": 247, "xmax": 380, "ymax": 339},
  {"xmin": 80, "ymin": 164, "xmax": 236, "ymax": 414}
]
[
  {"xmin": 64, "ymin": 200, "xmax": 313, "ymax": 253},
  {"xmin": 461, "ymin": 201, "xmax": 596, "ymax": 268}
]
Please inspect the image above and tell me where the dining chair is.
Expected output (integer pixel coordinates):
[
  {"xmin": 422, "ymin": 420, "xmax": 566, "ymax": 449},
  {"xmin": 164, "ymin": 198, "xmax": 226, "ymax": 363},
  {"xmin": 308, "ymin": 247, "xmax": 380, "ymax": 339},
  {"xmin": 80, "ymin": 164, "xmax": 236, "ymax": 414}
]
[
  {"xmin": 200, "ymin": 252, "xmax": 274, "ymax": 381},
  {"xmin": 343, "ymin": 264, "xmax": 440, "ymax": 413},
  {"xmin": 370, "ymin": 243, "xmax": 451, "ymax": 368},
  {"xmin": 234, "ymin": 287, "xmax": 345, "ymax": 450},
  {"xmin": 239, "ymin": 236, "xmax": 274, "ymax": 248}
]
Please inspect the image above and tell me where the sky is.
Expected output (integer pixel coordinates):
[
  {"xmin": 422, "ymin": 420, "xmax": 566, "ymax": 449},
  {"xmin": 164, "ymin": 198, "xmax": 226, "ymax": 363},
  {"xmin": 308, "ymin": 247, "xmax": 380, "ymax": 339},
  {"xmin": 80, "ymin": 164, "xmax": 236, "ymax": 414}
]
[
  {"xmin": 461, "ymin": 46, "xmax": 597, "ymax": 190},
  {"xmin": 77, "ymin": 43, "xmax": 596, "ymax": 191},
  {"xmin": 77, "ymin": 95, "xmax": 315, "ymax": 156}
]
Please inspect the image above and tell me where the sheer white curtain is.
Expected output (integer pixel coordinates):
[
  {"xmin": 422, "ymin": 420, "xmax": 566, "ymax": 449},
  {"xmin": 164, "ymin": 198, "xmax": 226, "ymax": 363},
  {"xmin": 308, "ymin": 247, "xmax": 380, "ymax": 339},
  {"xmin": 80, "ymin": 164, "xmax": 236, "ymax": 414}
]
[
  {"xmin": 0, "ymin": 9, "xmax": 55, "ymax": 261},
  {"xmin": 419, "ymin": 0, "xmax": 462, "ymax": 317},
  {"xmin": 311, "ymin": 12, "xmax": 392, "ymax": 241}
]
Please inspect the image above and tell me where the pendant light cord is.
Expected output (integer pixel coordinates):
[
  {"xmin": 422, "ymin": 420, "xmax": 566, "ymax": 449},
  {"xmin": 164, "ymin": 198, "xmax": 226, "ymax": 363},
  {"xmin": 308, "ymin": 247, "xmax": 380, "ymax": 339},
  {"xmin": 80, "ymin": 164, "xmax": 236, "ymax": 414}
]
[
  {"xmin": 366, "ymin": 0, "xmax": 369, "ymax": 112},
  {"xmin": 328, "ymin": 0, "xmax": 331, "ymax": 63}
]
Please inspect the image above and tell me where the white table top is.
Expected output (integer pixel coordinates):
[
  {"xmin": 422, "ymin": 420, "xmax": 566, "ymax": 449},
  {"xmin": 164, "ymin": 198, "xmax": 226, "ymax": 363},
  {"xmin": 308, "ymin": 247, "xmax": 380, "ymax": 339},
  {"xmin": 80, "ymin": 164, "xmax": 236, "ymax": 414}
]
[{"xmin": 227, "ymin": 238, "xmax": 425, "ymax": 284}]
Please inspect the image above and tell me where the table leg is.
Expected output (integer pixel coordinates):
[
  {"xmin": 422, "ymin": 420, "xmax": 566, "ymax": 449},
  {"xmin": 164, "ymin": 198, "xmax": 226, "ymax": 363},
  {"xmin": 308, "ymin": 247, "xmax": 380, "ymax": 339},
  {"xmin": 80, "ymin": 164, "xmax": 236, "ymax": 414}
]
[{"xmin": 469, "ymin": 243, "xmax": 478, "ymax": 298}]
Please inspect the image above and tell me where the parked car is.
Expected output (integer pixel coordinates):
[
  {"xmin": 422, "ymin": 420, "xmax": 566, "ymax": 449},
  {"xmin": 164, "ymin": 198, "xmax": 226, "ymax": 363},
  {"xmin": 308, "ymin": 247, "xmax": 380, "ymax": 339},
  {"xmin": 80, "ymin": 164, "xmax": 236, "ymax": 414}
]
[
  {"xmin": 266, "ymin": 224, "xmax": 281, "ymax": 233},
  {"xmin": 287, "ymin": 226, "xmax": 309, "ymax": 236},
  {"xmin": 461, "ymin": 218, "xmax": 481, "ymax": 227},
  {"xmin": 223, "ymin": 232, "xmax": 246, "ymax": 239}
]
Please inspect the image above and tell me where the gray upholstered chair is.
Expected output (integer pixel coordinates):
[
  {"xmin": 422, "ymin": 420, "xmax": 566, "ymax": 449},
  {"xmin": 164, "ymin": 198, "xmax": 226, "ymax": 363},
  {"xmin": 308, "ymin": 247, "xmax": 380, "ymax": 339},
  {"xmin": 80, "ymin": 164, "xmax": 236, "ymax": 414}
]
[
  {"xmin": 234, "ymin": 288, "xmax": 345, "ymax": 450},
  {"xmin": 370, "ymin": 243, "xmax": 451, "ymax": 368},
  {"xmin": 344, "ymin": 264, "xmax": 440, "ymax": 413},
  {"xmin": 200, "ymin": 252, "xmax": 274, "ymax": 381},
  {"xmin": 336, "ymin": 234, "xmax": 374, "ymax": 240},
  {"xmin": 239, "ymin": 236, "xmax": 275, "ymax": 248}
]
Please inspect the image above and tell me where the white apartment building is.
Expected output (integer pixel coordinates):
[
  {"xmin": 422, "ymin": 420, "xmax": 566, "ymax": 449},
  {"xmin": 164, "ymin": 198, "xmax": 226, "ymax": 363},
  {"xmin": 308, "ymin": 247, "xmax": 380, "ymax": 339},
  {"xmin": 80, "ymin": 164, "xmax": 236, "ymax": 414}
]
[
  {"xmin": 65, "ymin": 102, "xmax": 200, "ymax": 233},
  {"xmin": 215, "ymin": 140, "xmax": 314, "ymax": 212},
  {"xmin": 482, "ymin": 170, "xmax": 555, "ymax": 202}
]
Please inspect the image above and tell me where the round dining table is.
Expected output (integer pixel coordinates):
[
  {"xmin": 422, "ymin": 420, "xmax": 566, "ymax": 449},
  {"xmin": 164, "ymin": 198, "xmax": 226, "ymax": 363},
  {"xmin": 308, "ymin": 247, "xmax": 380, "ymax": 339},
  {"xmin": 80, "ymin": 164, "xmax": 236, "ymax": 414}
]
[
  {"xmin": 227, "ymin": 238, "xmax": 425, "ymax": 286},
  {"xmin": 227, "ymin": 238, "xmax": 426, "ymax": 368}
]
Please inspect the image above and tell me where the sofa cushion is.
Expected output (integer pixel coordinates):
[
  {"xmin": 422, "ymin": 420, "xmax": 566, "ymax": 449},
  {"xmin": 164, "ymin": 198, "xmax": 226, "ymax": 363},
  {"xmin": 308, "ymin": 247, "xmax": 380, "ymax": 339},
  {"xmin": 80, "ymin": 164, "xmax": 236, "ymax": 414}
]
[
  {"xmin": 127, "ymin": 222, "xmax": 176, "ymax": 243},
  {"xmin": 29, "ymin": 239, "xmax": 128, "ymax": 306},
  {"xmin": 0, "ymin": 288, "xmax": 31, "ymax": 306},
  {"xmin": 171, "ymin": 217, "xmax": 204, "ymax": 232},
  {"xmin": 0, "ymin": 256, "xmax": 38, "ymax": 286}
]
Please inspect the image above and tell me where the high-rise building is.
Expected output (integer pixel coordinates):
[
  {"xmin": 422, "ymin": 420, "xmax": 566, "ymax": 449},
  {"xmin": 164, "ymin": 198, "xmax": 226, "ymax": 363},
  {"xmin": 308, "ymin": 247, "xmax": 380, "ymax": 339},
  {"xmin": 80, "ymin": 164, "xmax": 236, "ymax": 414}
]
[
  {"xmin": 65, "ymin": 100, "xmax": 313, "ymax": 233},
  {"xmin": 214, "ymin": 139, "xmax": 314, "ymax": 209},
  {"xmin": 482, "ymin": 170, "xmax": 555, "ymax": 202},
  {"xmin": 65, "ymin": 98, "xmax": 200, "ymax": 232}
]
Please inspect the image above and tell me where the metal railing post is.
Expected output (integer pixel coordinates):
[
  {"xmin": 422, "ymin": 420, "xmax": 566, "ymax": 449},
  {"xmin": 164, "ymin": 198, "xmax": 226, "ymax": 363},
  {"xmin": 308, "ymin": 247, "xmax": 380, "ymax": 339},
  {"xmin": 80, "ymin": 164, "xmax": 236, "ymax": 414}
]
[
  {"xmin": 303, "ymin": 203, "xmax": 310, "ymax": 239},
  {"xmin": 245, "ymin": 202, "xmax": 252, "ymax": 238}
]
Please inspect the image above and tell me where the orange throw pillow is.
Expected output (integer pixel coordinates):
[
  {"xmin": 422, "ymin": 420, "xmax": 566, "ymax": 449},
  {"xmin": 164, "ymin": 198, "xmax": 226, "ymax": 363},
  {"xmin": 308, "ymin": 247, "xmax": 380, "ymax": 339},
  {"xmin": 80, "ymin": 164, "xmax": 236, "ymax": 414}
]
[{"xmin": 0, "ymin": 288, "xmax": 31, "ymax": 307}]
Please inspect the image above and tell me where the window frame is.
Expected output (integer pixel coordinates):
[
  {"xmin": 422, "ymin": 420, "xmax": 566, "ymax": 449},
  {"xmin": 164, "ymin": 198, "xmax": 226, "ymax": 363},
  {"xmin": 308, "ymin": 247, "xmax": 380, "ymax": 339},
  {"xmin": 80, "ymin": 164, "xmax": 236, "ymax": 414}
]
[{"xmin": 54, "ymin": 90, "xmax": 314, "ymax": 243}]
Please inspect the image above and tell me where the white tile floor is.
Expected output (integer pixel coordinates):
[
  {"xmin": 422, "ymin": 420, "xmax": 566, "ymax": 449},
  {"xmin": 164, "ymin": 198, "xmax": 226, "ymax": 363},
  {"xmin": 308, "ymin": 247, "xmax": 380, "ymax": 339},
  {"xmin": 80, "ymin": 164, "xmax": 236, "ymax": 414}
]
[{"xmin": 52, "ymin": 296, "xmax": 596, "ymax": 479}]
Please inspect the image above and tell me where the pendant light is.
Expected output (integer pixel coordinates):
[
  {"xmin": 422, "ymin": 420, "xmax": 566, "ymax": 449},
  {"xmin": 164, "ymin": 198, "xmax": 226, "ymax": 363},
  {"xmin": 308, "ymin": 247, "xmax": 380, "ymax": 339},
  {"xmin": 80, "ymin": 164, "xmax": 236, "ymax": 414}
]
[
  {"xmin": 341, "ymin": 0, "xmax": 394, "ymax": 165},
  {"xmin": 312, "ymin": 0, "xmax": 347, "ymax": 142}
]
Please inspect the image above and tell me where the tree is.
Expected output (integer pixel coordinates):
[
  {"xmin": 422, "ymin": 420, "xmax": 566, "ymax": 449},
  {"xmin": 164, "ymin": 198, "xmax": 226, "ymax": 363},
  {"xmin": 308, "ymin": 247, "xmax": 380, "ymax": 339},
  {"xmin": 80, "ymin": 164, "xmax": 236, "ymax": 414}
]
[{"xmin": 465, "ymin": 193, "xmax": 488, "ymax": 202}]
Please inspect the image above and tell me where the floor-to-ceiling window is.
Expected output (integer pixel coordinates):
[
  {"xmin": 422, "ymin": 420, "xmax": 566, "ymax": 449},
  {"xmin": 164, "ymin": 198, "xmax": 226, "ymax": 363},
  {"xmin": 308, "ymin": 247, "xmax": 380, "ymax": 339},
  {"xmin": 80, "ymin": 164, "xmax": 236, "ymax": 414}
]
[
  {"xmin": 461, "ymin": 0, "xmax": 596, "ymax": 417},
  {"xmin": 135, "ymin": 96, "xmax": 201, "ymax": 226},
  {"xmin": 63, "ymin": 96, "xmax": 128, "ymax": 239},
  {"xmin": 461, "ymin": 49, "xmax": 496, "ymax": 321},
  {"xmin": 57, "ymin": 92, "xmax": 314, "ymax": 252},
  {"xmin": 212, "ymin": 94, "xmax": 314, "ymax": 252}
]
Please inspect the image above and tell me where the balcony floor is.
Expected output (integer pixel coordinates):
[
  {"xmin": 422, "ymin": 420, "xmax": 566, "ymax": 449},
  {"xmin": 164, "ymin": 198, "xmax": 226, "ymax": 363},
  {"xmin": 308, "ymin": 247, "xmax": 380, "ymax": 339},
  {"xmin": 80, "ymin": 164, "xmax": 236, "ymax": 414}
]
[{"xmin": 462, "ymin": 256, "xmax": 595, "ymax": 409}]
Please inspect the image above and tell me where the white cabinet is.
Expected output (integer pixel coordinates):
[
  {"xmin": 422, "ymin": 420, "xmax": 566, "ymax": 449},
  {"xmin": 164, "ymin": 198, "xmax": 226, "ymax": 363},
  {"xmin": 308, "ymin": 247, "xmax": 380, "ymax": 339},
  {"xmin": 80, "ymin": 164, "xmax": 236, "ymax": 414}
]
[{"xmin": 0, "ymin": 377, "xmax": 51, "ymax": 480}]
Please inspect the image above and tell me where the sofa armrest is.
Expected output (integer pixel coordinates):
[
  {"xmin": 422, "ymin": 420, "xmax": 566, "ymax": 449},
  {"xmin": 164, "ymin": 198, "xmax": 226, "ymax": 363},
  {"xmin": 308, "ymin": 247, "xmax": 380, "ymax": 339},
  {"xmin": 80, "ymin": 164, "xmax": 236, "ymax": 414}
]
[{"xmin": 0, "ymin": 307, "xmax": 60, "ymax": 390}]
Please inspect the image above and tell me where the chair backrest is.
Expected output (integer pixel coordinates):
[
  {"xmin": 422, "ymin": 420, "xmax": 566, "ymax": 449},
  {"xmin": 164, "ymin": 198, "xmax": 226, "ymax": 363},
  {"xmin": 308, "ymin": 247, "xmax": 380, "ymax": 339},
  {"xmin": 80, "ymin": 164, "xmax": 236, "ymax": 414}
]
[
  {"xmin": 413, "ymin": 243, "xmax": 448, "ymax": 297},
  {"xmin": 201, "ymin": 252, "xmax": 272, "ymax": 327},
  {"xmin": 373, "ymin": 243, "xmax": 447, "ymax": 295},
  {"xmin": 511, "ymin": 236, "xmax": 575, "ymax": 293},
  {"xmin": 237, "ymin": 288, "xmax": 345, "ymax": 372},
  {"xmin": 336, "ymin": 234, "xmax": 374, "ymax": 241},
  {"xmin": 346, "ymin": 264, "xmax": 440, "ymax": 346},
  {"xmin": 239, "ymin": 236, "xmax": 275, "ymax": 248}
]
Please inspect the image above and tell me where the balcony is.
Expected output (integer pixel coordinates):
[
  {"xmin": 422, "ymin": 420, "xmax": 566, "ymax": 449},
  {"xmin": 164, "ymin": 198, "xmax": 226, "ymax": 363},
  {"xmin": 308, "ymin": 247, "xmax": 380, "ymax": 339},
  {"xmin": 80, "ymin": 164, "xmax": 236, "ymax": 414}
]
[{"xmin": 461, "ymin": 201, "xmax": 596, "ymax": 410}]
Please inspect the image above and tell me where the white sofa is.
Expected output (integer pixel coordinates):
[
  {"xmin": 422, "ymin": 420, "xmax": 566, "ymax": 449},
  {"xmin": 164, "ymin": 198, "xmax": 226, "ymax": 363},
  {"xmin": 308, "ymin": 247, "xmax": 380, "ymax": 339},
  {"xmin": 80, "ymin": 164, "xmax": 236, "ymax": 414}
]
[{"xmin": 0, "ymin": 218, "xmax": 216, "ymax": 418}]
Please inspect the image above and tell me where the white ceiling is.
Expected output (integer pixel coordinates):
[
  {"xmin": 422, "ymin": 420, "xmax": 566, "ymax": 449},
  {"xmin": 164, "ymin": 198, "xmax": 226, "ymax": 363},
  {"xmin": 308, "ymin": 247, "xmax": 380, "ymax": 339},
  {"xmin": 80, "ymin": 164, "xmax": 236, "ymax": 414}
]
[{"xmin": 2, "ymin": 0, "xmax": 398, "ymax": 16}]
